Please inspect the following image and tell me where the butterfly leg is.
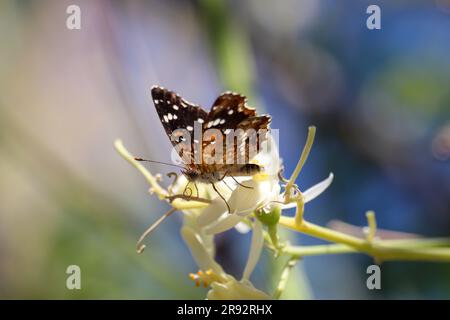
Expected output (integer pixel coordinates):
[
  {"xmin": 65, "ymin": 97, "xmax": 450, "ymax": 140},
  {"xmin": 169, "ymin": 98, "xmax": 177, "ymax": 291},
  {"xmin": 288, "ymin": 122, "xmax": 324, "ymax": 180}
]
[
  {"xmin": 194, "ymin": 182, "xmax": 199, "ymax": 197},
  {"xmin": 211, "ymin": 183, "xmax": 231, "ymax": 214},
  {"xmin": 183, "ymin": 181, "xmax": 193, "ymax": 197},
  {"xmin": 230, "ymin": 175, "xmax": 253, "ymax": 189},
  {"xmin": 221, "ymin": 179, "xmax": 234, "ymax": 191},
  {"xmin": 217, "ymin": 170, "xmax": 233, "ymax": 191},
  {"xmin": 219, "ymin": 170, "xmax": 229, "ymax": 181}
]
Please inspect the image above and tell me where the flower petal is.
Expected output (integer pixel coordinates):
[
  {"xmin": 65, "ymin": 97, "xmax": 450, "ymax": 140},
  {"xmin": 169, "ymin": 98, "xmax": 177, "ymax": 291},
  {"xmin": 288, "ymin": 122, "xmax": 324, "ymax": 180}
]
[
  {"xmin": 180, "ymin": 226, "xmax": 224, "ymax": 275},
  {"xmin": 253, "ymin": 135, "xmax": 281, "ymax": 177},
  {"xmin": 303, "ymin": 173, "xmax": 334, "ymax": 203},
  {"xmin": 228, "ymin": 178, "xmax": 273, "ymax": 216},
  {"xmin": 207, "ymin": 278, "xmax": 271, "ymax": 300},
  {"xmin": 234, "ymin": 221, "xmax": 251, "ymax": 234},
  {"xmin": 204, "ymin": 214, "xmax": 245, "ymax": 235},
  {"xmin": 242, "ymin": 220, "xmax": 264, "ymax": 280},
  {"xmin": 197, "ymin": 197, "xmax": 227, "ymax": 227},
  {"xmin": 281, "ymin": 173, "xmax": 334, "ymax": 210}
]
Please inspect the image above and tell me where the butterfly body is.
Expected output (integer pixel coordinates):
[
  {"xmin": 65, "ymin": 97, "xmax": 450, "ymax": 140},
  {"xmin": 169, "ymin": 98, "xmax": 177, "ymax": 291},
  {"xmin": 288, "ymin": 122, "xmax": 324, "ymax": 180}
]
[
  {"xmin": 182, "ymin": 163, "xmax": 262, "ymax": 184},
  {"xmin": 150, "ymin": 86, "xmax": 270, "ymax": 184}
]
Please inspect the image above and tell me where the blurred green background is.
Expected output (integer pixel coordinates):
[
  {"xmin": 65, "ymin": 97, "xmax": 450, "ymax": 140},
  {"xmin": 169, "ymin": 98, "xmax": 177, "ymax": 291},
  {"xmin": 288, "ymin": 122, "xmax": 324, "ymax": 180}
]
[{"xmin": 0, "ymin": 0, "xmax": 449, "ymax": 299}]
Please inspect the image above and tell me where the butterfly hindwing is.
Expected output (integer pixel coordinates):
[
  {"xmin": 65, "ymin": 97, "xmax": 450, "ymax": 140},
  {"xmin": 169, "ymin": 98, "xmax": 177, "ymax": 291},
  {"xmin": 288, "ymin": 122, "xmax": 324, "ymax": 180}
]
[
  {"xmin": 203, "ymin": 92, "xmax": 271, "ymax": 165},
  {"xmin": 204, "ymin": 92, "xmax": 256, "ymax": 131}
]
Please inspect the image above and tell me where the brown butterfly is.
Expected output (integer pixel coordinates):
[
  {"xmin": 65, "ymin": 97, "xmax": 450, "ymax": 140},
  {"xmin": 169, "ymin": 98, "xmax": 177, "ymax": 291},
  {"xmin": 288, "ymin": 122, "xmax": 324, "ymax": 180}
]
[
  {"xmin": 138, "ymin": 86, "xmax": 271, "ymax": 210},
  {"xmin": 150, "ymin": 85, "xmax": 271, "ymax": 181}
]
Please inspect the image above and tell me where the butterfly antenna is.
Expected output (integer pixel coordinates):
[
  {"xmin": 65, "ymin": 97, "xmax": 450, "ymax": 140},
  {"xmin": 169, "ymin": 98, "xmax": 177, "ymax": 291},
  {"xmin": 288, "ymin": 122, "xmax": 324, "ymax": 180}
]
[
  {"xmin": 136, "ymin": 207, "xmax": 176, "ymax": 253},
  {"xmin": 134, "ymin": 157, "xmax": 185, "ymax": 170}
]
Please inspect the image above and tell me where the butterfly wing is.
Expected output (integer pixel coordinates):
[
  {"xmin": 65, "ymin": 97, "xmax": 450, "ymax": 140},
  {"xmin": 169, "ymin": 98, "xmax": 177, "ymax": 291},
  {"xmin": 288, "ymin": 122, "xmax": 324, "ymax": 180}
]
[
  {"xmin": 203, "ymin": 92, "xmax": 272, "ymax": 168},
  {"xmin": 235, "ymin": 114, "xmax": 271, "ymax": 164},
  {"xmin": 205, "ymin": 92, "xmax": 256, "ymax": 130},
  {"xmin": 151, "ymin": 87, "xmax": 272, "ymax": 177},
  {"xmin": 151, "ymin": 86, "xmax": 207, "ymax": 167}
]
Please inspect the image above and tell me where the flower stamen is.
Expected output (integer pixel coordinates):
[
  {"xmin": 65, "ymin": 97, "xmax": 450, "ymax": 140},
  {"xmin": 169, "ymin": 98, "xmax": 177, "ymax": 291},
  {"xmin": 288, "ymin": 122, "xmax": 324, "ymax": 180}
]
[{"xmin": 189, "ymin": 269, "xmax": 226, "ymax": 288}]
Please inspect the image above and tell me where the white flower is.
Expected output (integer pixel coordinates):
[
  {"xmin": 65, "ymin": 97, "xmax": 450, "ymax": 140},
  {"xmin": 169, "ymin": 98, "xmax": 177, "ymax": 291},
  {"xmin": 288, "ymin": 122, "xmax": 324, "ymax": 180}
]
[
  {"xmin": 184, "ymin": 217, "xmax": 270, "ymax": 300},
  {"xmin": 197, "ymin": 137, "xmax": 281, "ymax": 232},
  {"xmin": 116, "ymin": 125, "xmax": 335, "ymax": 299},
  {"xmin": 179, "ymin": 135, "xmax": 334, "ymax": 288},
  {"xmin": 242, "ymin": 219, "xmax": 264, "ymax": 280}
]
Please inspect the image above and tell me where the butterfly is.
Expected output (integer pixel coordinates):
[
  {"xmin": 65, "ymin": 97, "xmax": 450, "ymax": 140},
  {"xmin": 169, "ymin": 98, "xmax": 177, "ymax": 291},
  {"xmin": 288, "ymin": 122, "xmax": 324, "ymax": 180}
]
[{"xmin": 150, "ymin": 85, "xmax": 271, "ymax": 184}]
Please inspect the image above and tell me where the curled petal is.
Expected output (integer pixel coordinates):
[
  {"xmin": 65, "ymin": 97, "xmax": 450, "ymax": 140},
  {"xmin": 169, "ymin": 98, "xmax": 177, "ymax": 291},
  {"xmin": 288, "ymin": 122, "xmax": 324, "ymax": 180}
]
[
  {"xmin": 282, "ymin": 173, "xmax": 334, "ymax": 209},
  {"xmin": 303, "ymin": 173, "xmax": 334, "ymax": 203},
  {"xmin": 242, "ymin": 220, "xmax": 264, "ymax": 280}
]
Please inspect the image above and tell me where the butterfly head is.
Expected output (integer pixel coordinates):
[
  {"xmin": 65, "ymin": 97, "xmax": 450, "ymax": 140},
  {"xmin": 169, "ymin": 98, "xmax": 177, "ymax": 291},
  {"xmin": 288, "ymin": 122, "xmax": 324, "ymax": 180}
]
[{"xmin": 182, "ymin": 168, "xmax": 201, "ymax": 181}]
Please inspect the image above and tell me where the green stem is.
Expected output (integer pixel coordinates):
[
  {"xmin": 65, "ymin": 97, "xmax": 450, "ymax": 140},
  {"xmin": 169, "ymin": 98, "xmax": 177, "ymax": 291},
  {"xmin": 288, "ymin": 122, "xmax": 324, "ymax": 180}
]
[
  {"xmin": 284, "ymin": 126, "xmax": 316, "ymax": 204},
  {"xmin": 273, "ymin": 257, "xmax": 299, "ymax": 299},
  {"xmin": 279, "ymin": 216, "xmax": 450, "ymax": 262},
  {"xmin": 283, "ymin": 238, "xmax": 450, "ymax": 257}
]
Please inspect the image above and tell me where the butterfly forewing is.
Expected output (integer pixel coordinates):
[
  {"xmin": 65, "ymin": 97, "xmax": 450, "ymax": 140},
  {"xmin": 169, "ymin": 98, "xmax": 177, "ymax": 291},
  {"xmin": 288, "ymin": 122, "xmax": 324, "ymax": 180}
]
[
  {"xmin": 151, "ymin": 86, "xmax": 207, "ymax": 166},
  {"xmin": 151, "ymin": 86, "xmax": 207, "ymax": 136}
]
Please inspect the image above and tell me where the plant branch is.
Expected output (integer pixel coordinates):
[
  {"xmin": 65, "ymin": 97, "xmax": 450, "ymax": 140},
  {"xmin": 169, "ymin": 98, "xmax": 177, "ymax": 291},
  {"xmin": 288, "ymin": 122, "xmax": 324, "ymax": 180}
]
[
  {"xmin": 114, "ymin": 139, "xmax": 208, "ymax": 210},
  {"xmin": 284, "ymin": 126, "xmax": 316, "ymax": 203},
  {"xmin": 273, "ymin": 257, "xmax": 299, "ymax": 299},
  {"xmin": 279, "ymin": 216, "xmax": 450, "ymax": 262}
]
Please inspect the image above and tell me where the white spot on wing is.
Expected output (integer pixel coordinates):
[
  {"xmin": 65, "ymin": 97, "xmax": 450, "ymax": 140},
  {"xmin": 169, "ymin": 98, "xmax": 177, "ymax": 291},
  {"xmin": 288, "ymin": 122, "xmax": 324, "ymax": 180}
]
[
  {"xmin": 173, "ymin": 105, "xmax": 179, "ymax": 110},
  {"xmin": 228, "ymin": 109, "xmax": 234, "ymax": 115},
  {"xmin": 168, "ymin": 113, "xmax": 173, "ymax": 120},
  {"xmin": 197, "ymin": 118, "xmax": 204, "ymax": 124},
  {"xmin": 187, "ymin": 126, "xmax": 193, "ymax": 131}
]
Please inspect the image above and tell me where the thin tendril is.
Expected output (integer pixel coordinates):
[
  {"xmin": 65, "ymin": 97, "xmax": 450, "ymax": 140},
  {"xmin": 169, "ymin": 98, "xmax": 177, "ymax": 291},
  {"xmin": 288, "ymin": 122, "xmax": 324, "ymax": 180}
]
[{"xmin": 136, "ymin": 208, "xmax": 177, "ymax": 253}]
